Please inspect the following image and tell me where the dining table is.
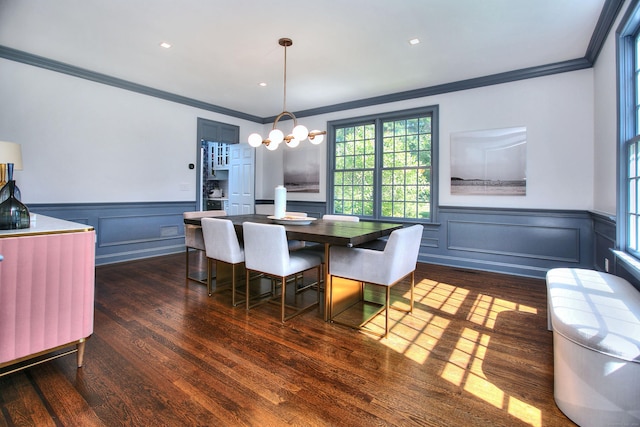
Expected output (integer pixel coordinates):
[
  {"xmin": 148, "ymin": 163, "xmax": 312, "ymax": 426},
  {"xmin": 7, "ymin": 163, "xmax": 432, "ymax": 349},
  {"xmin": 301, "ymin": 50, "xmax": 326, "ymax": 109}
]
[{"xmin": 183, "ymin": 213, "xmax": 403, "ymax": 321}]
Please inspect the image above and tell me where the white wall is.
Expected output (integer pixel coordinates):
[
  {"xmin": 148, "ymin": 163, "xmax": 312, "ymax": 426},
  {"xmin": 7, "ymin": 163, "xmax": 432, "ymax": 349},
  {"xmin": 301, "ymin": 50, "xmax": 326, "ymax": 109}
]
[
  {"xmin": 592, "ymin": 1, "xmax": 628, "ymax": 217},
  {"xmin": 0, "ymin": 58, "xmax": 262, "ymax": 204},
  {"xmin": 257, "ymin": 69, "xmax": 596, "ymax": 210},
  {"xmin": 1, "ymin": 55, "xmax": 598, "ymax": 211}
]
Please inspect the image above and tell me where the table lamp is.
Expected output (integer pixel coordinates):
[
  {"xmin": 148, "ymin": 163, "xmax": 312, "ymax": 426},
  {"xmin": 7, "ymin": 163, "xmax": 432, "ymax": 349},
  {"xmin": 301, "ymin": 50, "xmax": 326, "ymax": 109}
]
[
  {"xmin": 0, "ymin": 140, "xmax": 29, "ymax": 229},
  {"xmin": 0, "ymin": 141, "xmax": 23, "ymax": 187}
]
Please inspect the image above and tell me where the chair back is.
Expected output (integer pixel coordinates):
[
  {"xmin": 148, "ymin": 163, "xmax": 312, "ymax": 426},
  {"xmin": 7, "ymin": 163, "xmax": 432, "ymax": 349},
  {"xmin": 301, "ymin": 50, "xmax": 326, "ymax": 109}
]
[
  {"xmin": 382, "ymin": 224, "xmax": 423, "ymax": 284},
  {"xmin": 322, "ymin": 214, "xmax": 359, "ymax": 222},
  {"xmin": 183, "ymin": 210, "xmax": 227, "ymax": 250},
  {"xmin": 201, "ymin": 217, "xmax": 244, "ymax": 264},
  {"xmin": 242, "ymin": 222, "xmax": 289, "ymax": 276}
]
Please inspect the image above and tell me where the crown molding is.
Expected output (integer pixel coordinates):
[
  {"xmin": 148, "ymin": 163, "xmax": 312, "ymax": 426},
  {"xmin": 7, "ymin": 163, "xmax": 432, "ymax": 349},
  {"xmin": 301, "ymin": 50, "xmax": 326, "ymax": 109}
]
[{"xmin": 0, "ymin": 0, "xmax": 623, "ymax": 124}]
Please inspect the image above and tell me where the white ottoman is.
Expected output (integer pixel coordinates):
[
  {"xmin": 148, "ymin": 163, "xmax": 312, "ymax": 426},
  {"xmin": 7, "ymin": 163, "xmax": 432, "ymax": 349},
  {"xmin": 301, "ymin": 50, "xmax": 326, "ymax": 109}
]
[{"xmin": 546, "ymin": 268, "xmax": 640, "ymax": 426}]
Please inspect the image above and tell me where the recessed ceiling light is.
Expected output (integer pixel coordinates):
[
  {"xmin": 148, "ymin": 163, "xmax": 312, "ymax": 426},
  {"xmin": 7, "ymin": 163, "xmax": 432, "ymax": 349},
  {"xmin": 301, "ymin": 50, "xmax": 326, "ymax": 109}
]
[
  {"xmin": 159, "ymin": 42, "xmax": 172, "ymax": 49},
  {"xmin": 259, "ymin": 82, "xmax": 267, "ymax": 87},
  {"xmin": 409, "ymin": 38, "xmax": 420, "ymax": 45}
]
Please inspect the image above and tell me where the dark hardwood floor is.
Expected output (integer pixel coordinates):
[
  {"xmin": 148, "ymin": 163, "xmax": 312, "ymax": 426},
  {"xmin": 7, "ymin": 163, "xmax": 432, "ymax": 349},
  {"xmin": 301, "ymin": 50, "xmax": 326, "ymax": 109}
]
[{"xmin": 0, "ymin": 252, "xmax": 574, "ymax": 426}]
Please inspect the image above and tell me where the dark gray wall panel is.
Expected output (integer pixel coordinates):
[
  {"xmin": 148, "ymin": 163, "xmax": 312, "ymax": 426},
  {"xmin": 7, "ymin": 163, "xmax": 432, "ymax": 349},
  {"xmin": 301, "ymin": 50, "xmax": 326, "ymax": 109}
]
[
  {"xmin": 447, "ymin": 220, "xmax": 580, "ymax": 262},
  {"xmin": 592, "ymin": 212, "xmax": 616, "ymax": 272},
  {"xmin": 29, "ymin": 201, "xmax": 196, "ymax": 265},
  {"xmin": 422, "ymin": 207, "xmax": 594, "ymax": 278},
  {"xmin": 27, "ymin": 202, "xmax": 602, "ymax": 278},
  {"xmin": 98, "ymin": 214, "xmax": 181, "ymax": 246}
]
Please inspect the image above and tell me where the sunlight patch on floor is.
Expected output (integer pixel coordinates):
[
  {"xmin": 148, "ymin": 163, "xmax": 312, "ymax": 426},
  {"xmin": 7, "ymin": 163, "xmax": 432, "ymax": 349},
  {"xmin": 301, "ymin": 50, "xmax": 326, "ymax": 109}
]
[
  {"xmin": 365, "ymin": 279, "xmax": 542, "ymax": 426},
  {"xmin": 415, "ymin": 279, "xmax": 469, "ymax": 315},
  {"xmin": 468, "ymin": 294, "xmax": 537, "ymax": 328},
  {"xmin": 376, "ymin": 311, "xmax": 451, "ymax": 364},
  {"xmin": 442, "ymin": 327, "xmax": 542, "ymax": 427}
]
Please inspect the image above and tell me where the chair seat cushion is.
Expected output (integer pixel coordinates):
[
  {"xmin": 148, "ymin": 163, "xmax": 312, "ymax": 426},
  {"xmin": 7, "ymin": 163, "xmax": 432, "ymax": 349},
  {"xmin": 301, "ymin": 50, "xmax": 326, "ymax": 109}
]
[{"xmin": 281, "ymin": 251, "xmax": 322, "ymax": 276}]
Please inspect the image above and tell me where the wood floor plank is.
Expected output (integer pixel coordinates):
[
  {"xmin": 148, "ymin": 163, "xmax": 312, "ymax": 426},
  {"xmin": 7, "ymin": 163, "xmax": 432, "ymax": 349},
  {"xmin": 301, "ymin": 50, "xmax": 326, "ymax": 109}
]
[{"xmin": 0, "ymin": 254, "xmax": 575, "ymax": 426}]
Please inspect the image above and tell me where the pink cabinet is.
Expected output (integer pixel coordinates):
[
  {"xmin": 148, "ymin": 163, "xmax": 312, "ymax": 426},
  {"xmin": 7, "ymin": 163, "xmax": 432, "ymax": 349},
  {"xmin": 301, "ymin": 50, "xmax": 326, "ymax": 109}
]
[{"xmin": 0, "ymin": 216, "xmax": 95, "ymax": 373}]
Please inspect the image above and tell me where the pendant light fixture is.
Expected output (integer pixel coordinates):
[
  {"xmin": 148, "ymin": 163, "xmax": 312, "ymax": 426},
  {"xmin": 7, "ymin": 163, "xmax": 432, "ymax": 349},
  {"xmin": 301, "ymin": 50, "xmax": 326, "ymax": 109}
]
[{"xmin": 248, "ymin": 38, "xmax": 326, "ymax": 150}]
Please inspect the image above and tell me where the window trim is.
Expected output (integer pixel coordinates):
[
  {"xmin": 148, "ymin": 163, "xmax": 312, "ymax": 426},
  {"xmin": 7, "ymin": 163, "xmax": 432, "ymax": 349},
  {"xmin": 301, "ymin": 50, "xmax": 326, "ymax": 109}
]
[
  {"xmin": 326, "ymin": 105, "xmax": 439, "ymax": 223},
  {"xmin": 617, "ymin": 0, "xmax": 640, "ymax": 257}
]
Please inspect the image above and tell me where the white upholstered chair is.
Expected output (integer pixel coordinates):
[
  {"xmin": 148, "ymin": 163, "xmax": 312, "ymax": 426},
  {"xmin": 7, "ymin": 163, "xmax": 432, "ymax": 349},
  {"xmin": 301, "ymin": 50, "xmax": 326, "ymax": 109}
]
[
  {"xmin": 183, "ymin": 210, "xmax": 227, "ymax": 286},
  {"xmin": 328, "ymin": 224, "xmax": 423, "ymax": 338},
  {"xmin": 242, "ymin": 221, "xmax": 322, "ymax": 322},
  {"xmin": 305, "ymin": 214, "xmax": 361, "ymax": 278},
  {"xmin": 201, "ymin": 217, "xmax": 245, "ymax": 305},
  {"xmin": 254, "ymin": 204, "xmax": 306, "ymax": 250}
]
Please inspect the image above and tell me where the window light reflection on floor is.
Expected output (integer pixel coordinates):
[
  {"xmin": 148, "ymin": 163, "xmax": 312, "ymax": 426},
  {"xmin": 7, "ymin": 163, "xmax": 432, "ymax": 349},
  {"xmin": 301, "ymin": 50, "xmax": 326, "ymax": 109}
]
[
  {"xmin": 442, "ymin": 328, "xmax": 542, "ymax": 427},
  {"xmin": 374, "ymin": 279, "xmax": 543, "ymax": 427},
  {"xmin": 370, "ymin": 279, "xmax": 464, "ymax": 363},
  {"xmin": 468, "ymin": 294, "xmax": 537, "ymax": 328}
]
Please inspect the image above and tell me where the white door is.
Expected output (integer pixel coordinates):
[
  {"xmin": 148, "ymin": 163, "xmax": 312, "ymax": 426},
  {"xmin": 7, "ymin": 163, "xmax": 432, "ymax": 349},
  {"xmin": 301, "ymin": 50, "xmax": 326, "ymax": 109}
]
[{"xmin": 228, "ymin": 144, "xmax": 255, "ymax": 215}]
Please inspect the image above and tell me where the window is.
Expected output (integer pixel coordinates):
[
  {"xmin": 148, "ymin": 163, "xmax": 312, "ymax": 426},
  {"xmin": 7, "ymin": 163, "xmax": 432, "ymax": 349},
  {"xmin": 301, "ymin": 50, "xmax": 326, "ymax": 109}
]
[
  {"xmin": 328, "ymin": 106, "xmax": 438, "ymax": 221},
  {"xmin": 619, "ymin": 4, "xmax": 640, "ymax": 258}
]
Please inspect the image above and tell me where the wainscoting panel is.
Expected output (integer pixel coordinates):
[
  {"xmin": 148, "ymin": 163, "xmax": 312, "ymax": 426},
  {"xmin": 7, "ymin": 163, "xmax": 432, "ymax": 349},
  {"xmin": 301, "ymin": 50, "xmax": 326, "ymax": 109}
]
[
  {"xmin": 592, "ymin": 211, "xmax": 616, "ymax": 273},
  {"xmin": 28, "ymin": 202, "xmax": 603, "ymax": 278},
  {"xmin": 447, "ymin": 220, "xmax": 580, "ymax": 262},
  {"xmin": 422, "ymin": 207, "xmax": 595, "ymax": 278},
  {"xmin": 30, "ymin": 202, "xmax": 197, "ymax": 265}
]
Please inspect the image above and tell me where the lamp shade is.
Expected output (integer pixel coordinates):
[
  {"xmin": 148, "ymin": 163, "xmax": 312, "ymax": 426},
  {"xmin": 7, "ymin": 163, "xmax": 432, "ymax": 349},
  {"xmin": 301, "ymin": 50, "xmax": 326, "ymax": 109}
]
[{"xmin": 0, "ymin": 141, "xmax": 23, "ymax": 169}]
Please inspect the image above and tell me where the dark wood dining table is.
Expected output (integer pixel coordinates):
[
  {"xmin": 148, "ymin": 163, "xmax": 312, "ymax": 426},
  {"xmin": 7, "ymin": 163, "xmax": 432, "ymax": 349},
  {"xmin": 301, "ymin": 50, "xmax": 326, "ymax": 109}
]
[{"xmin": 183, "ymin": 213, "xmax": 403, "ymax": 320}]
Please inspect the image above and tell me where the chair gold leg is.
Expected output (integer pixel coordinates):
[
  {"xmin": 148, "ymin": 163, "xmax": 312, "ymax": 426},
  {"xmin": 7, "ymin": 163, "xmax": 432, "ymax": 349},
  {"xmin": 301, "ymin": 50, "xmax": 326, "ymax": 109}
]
[
  {"xmin": 385, "ymin": 286, "xmax": 391, "ymax": 338},
  {"xmin": 281, "ymin": 276, "xmax": 286, "ymax": 323},
  {"xmin": 316, "ymin": 265, "xmax": 321, "ymax": 307},
  {"xmin": 246, "ymin": 270, "xmax": 251, "ymax": 311},
  {"xmin": 207, "ymin": 258, "xmax": 213, "ymax": 296},
  {"xmin": 185, "ymin": 248, "xmax": 190, "ymax": 286},
  {"xmin": 231, "ymin": 265, "xmax": 238, "ymax": 306},
  {"xmin": 410, "ymin": 271, "xmax": 414, "ymax": 313}
]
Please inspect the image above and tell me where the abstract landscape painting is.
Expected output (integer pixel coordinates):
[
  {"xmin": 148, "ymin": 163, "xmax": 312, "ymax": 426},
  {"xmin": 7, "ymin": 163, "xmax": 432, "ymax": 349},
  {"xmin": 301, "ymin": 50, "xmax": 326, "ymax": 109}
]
[{"xmin": 450, "ymin": 127, "xmax": 527, "ymax": 196}]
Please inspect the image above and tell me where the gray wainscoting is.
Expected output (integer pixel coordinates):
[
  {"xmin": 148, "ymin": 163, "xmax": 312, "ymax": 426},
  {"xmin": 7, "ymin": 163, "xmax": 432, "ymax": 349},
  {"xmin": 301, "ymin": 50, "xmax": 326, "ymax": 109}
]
[
  {"xmin": 30, "ymin": 202, "xmax": 197, "ymax": 265},
  {"xmin": 427, "ymin": 207, "xmax": 597, "ymax": 278},
  {"xmin": 29, "ymin": 201, "xmax": 609, "ymax": 278}
]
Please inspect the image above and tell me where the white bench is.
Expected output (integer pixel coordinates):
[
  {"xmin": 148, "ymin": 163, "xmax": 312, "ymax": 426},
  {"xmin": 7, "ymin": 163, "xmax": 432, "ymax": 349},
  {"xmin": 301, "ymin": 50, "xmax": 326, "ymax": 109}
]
[{"xmin": 546, "ymin": 268, "xmax": 640, "ymax": 427}]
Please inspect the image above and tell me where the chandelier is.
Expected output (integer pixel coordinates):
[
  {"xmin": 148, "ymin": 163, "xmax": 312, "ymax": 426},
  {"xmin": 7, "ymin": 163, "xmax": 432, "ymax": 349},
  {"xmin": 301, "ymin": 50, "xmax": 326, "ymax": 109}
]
[{"xmin": 248, "ymin": 38, "xmax": 326, "ymax": 150}]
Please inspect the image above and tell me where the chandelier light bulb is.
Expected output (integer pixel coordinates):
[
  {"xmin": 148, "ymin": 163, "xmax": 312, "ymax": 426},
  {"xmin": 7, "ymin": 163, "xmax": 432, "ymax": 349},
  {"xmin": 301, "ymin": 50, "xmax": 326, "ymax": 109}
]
[
  {"xmin": 287, "ymin": 137, "xmax": 300, "ymax": 148},
  {"xmin": 309, "ymin": 131, "xmax": 324, "ymax": 145},
  {"xmin": 292, "ymin": 124, "xmax": 309, "ymax": 141},
  {"xmin": 246, "ymin": 38, "xmax": 325, "ymax": 150},
  {"xmin": 269, "ymin": 129, "xmax": 284, "ymax": 145},
  {"xmin": 248, "ymin": 133, "xmax": 263, "ymax": 147}
]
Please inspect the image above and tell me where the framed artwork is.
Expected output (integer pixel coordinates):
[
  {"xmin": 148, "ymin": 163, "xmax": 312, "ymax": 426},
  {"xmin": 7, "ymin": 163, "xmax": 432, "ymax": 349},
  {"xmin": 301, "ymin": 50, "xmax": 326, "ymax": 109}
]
[
  {"xmin": 283, "ymin": 146, "xmax": 320, "ymax": 193},
  {"xmin": 450, "ymin": 127, "xmax": 527, "ymax": 196}
]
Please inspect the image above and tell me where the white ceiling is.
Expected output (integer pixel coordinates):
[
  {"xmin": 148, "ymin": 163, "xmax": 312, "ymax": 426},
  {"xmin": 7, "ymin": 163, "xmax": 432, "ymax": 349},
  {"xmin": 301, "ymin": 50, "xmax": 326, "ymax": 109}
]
[{"xmin": 0, "ymin": 0, "xmax": 607, "ymax": 119}]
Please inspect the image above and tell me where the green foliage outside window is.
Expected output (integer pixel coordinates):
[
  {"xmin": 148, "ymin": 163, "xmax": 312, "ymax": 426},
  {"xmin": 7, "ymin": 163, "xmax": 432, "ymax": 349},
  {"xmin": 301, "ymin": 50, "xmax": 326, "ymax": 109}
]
[{"xmin": 333, "ymin": 113, "xmax": 432, "ymax": 220}]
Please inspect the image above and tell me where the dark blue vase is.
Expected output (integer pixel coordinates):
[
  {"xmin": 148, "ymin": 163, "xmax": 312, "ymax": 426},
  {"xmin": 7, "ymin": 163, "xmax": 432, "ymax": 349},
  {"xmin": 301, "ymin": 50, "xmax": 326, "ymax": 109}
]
[
  {"xmin": 0, "ymin": 180, "xmax": 30, "ymax": 230},
  {"xmin": 0, "ymin": 163, "xmax": 21, "ymax": 203}
]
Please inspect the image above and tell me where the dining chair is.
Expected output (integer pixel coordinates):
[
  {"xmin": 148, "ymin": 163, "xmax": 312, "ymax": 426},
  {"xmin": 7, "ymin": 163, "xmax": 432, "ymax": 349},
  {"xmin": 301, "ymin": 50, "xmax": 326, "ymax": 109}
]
[
  {"xmin": 255, "ymin": 205, "xmax": 306, "ymax": 250},
  {"xmin": 303, "ymin": 214, "xmax": 361, "ymax": 281},
  {"xmin": 242, "ymin": 221, "xmax": 322, "ymax": 322},
  {"xmin": 183, "ymin": 210, "xmax": 227, "ymax": 286},
  {"xmin": 328, "ymin": 224, "xmax": 423, "ymax": 338},
  {"xmin": 201, "ymin": 217, "xmax": 245, "ymax": 305}
]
